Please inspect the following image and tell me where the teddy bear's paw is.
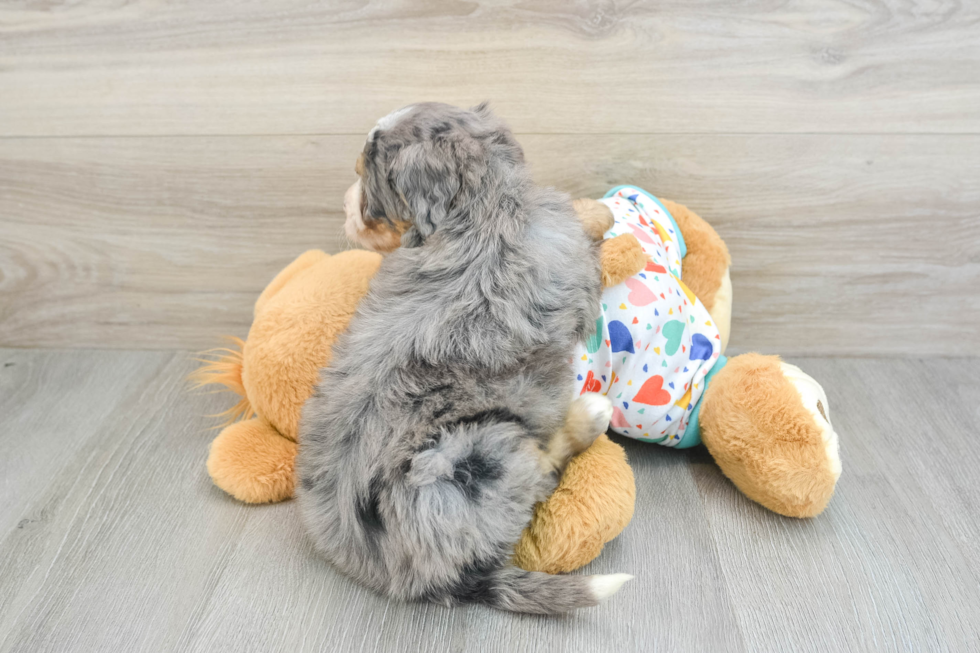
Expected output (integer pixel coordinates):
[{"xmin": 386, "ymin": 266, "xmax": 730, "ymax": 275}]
[
  {"xmin": 780, "ymin": 362, "xmax": 842, "ymax": 480},
  {"xmin": 572, "ymin": 198, "xmax": 615, "ymax": 240},
  {"xmin": 207, "ymin": 418, "xmax": 298, "ymax": 504},
  {"xmin": 576, "ymin": 393, "xmax": 614, "ymax": 444}
]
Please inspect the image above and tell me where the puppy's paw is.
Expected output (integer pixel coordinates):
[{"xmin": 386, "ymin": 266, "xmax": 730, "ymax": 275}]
[
  {"xmin": 541, "ymin": 394, "xmax": 613, "ymax": 474},
  {"xmin": 577, "ymin": 393, "xmax": 613, "ymax": 439}
]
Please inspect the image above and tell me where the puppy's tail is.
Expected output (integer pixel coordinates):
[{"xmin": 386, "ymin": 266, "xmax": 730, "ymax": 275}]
[{"xmin": 449, "ymin": 564, "xmax": 632, "ymax": 614}]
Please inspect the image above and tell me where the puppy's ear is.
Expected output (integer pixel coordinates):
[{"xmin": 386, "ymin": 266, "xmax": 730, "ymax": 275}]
[
  {"xmin": 391, "ymin": 136, "xmax": 484, "ymax": 239},
  {"xmin": 470, "ymin": 100, "xmax": 492, "ymax": 117}
]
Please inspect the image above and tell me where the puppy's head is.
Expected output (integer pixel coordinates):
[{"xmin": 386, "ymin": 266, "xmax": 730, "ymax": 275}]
[{"xmin": 343, "ymin": 102, "xmax": 523, "ymax": 251}]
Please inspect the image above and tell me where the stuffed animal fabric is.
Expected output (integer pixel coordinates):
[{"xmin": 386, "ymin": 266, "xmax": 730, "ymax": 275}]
[{"xmin": 573, "ymin": 186, "xmax": 724, "ymax": 447}]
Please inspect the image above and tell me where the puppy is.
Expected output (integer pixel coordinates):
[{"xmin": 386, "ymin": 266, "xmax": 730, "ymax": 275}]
[{"xmin": 297, "ymin": 103, "xmax": 631, "ymax": 614}]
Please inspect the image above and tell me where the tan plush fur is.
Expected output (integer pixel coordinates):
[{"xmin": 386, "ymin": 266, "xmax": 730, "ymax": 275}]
[
  {"xmin": 570, "ymin": 198, "xmax": 649, "ymax": 288},
  {"xmin": 513, "ymin": 434, "xmax": 635, "ymax": 573},
  {"xmin": 698, "ymin": 353, "xmax": 837, "ymax": 518},
  {"xmin": 660, "ymin": 200, "xmax": 730, "ymax": 313},
  {"xmin": 193, "ymin": 249, "xmax": 382, "ymax": 503},
  {"xmin": 207, "ymin": 417, "xmax": 298, "ymax": 503},
  {"xmin": 242, "ymin": 249, "xmax": 382, "ymax": 441},
  {"xmin": 572, "ymin": 197, "xmax": 615, "ymax": 240},
  {"xmin": 600, "ymin": 234, "xmax": 649, "ymax": 288},
  {"xmin": 189, "ymin": 337, "xmax": 254, "ymax": 424}
]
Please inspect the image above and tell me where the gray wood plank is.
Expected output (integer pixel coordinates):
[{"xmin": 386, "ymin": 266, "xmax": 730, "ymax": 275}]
[
  {"xmin": 0, "ymin": 350, "xmax": 743, "ymax": 653},
  {"xmin": 849, "ymin": 359, "xmax": 980, "ymax": 587},
  {"xmin": 691, "ymin": 357, "xmax": 980, "ymax": 652},
  {"xmin": 2, "ymin": 350, "xmax": 980, "ymax": 651},
  {"xmin": 0, "ymin": 348, "xmax": 177, "ymax": 642},
  {"xmin": 0, "ymin": 349, "xmax": 253, "ymax": 653},
  {"xmin": 2, "ymin": 135, "xmax": 978, "ymax": 355},
  {"xmin": 1, "ymin": 1, "xmax": 978, "ymax": 136},
  {"xmin": 0, "ymin": 349, "xmax": 172, "ymax": 535}
]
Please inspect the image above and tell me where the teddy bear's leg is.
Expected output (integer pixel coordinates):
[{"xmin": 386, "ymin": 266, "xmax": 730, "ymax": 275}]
[
  {"xmin": 207, "ymin": 417, "xmax": 298, "ymax": 503},
  {"xmin": 698, "ymin": 353, "xmax": 841, "ymax": 518},
  {"xmin": 253, "ymin": 250, "xmax": 330, "ymax": 316},
  {"xmin": 515, "ymin": 435, "xmax": 636, "ymax": 574},
  {"xmin": 661, "ymin": 200, "xmax": 732, "ymax": 352}
]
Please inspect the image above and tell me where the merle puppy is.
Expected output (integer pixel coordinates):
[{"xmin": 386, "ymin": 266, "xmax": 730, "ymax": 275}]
[{"xmin": 296, "ymin": 102, "xmax": 631, "ymax": 614}]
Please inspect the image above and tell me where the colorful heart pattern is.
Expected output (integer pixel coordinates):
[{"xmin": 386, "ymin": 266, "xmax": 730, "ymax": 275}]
[
  {"xmin": 571, "ymin": 187, "xmax": 722, "ymax": 447},
  {"xmin": 633, "ymin": 375, "xmax": 671, "ymax": 406},
  {"xmin": 624, "ymin": 277, "xmax": 657, "ymax": 306},
  {"xmin": 662, "ymin": 320, "xmax": 685, "ymax": 356},
  {"xmin": 689, "ymin": 333, "xmax": 713, "ymax": 361},
  {"xmin": 607, "ymin": 319, "xmax": 634, "ymax": 354},
  {"xmin": 579, "ymin": 370, "xmax": 602, "ymax": 394},
  {"xmin": 610, "ymin": 406, "xmax": 631, "ymax": 429}
]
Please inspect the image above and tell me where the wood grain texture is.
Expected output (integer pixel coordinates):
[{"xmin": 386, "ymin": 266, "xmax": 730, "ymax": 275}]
[
  {"xmin": 0, "ymin": 136, "xmax": 348, "ymax": 349},
  {"xmin": 2, "ymin": 134, "xmax": 978, "ymax": 354},
  {"xmin": 1, "ymin": 0, "xmax": 978, "ymax": 136},
  {"xmin": 690, "ymin": 358, "xmax": 980, "ymax": 652},
  {"xmin": 2, "ymin": 350, "xmax": 980, "ymax": 652}
]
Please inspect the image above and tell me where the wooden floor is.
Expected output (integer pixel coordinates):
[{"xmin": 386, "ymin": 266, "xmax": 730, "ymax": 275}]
[{"xmin": 1, "ymin": 348, "xmax": 978, "ymax": 652}]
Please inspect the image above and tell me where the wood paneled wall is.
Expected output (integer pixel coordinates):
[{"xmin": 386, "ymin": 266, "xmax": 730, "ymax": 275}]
[{"xmin": 1, "ymin": 1, "xmax": 978, "ymax": 354}]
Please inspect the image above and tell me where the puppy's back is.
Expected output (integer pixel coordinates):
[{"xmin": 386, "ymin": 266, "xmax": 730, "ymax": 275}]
[{"xmin": 297, "ymin": 102, "xmax": 624, "ymax": 613}]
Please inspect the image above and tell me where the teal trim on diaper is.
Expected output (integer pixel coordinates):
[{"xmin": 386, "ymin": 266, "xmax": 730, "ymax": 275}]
[
  {"xmin": 603, "ymin": 185, "xmax": 687, "ymax": 260},
  {"xmin": 674, "ymin": 355, "xmax": 727, "ymax": 449}
]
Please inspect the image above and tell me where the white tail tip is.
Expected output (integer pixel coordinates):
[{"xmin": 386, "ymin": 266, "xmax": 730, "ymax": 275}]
[{"xmin": 589, "ymin": 573, "xmax": 634, "ymax": 601}]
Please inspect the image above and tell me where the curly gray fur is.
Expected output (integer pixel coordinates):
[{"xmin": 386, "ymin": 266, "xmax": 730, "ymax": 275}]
[{"xmin": 296, "ymin": 102, "xmax": 616, "ymax": 613}]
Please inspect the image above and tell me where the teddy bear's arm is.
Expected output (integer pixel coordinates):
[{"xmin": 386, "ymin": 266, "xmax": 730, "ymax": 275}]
[
  {"xmin": 572, "ymin": 198, "xmax": 615, "ymax": 240},
  {"xmin": 572, "ymin": 198, "xmax": 648, "ymax": 287},
  {"xmin": 661, "ymin": 200, "xmax": 732, "ymax": 352}
]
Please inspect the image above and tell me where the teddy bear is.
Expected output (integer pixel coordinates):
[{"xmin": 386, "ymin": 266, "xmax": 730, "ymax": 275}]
[
  {"xmin": 192, "ymin": 188, "xmax": 841, "ymax": 575},
  {"xmin": 562, "ymin": 187, "xmax": 841, "ymax": 517}
]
